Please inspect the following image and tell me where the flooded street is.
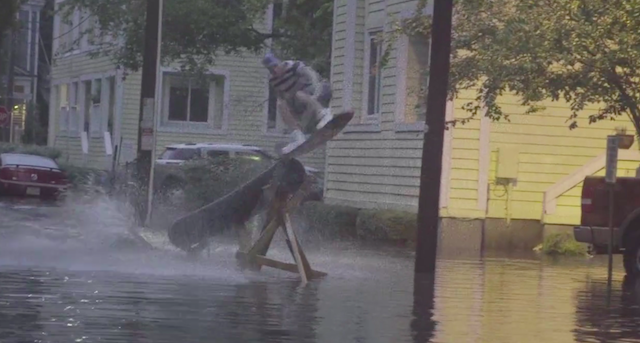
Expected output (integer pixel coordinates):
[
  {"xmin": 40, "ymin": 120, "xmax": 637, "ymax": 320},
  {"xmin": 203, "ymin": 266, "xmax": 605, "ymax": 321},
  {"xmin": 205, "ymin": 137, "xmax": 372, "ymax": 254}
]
[{"xmin": 0, "ymin": 198, "xmax": 639, "ymax": 343}]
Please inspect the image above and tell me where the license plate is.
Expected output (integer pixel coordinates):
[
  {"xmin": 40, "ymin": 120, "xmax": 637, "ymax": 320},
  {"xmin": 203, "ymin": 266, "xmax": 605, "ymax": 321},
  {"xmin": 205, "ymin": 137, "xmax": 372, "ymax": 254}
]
[{"xmin": 26, "ymin": 187, "xmax": 41, "ymax": 196}]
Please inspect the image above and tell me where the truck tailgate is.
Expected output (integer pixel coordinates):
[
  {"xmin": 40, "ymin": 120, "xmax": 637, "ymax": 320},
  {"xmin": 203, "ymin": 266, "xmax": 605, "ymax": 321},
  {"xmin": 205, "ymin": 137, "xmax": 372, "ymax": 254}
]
[{"xmin": 580, "ymin": 176, "xmax": 640, "ymax": 229}]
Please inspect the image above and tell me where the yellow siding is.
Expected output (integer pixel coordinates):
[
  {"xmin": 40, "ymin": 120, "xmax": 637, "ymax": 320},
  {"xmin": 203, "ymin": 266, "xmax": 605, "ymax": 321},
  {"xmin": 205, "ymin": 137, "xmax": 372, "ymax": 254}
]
[
  {"xmin": 443, "ymin": 89, "xmax": 482, "ymax": 218},
  {"xmin": 327, "ymin": 0, "xmax": 638, "ymax": 224},
  {"xmin": 481, "ymin": 94, "xmax": 635, "ymax": 223}
]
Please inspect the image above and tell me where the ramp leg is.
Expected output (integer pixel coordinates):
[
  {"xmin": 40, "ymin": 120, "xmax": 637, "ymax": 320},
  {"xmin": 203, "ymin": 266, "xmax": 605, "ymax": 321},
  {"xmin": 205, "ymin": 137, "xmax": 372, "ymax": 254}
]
[
  {"xmin": 282, "ymin": 212, "xmax": 308, "ymax": 285},
  {"xmin": 235, "ymin": 222, "xmax": 252, "ymax": 254},
  {"xmin": 236, "ymin": 216, "xmax": 280, "ymax": 271}
]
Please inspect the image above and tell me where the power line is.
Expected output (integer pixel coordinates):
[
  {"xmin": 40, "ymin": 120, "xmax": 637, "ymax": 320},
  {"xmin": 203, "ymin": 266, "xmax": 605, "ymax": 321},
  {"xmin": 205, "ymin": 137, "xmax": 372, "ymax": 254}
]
[{"xmin": 52, "ymin": 14, "xmax": 91, "ymax": 40}]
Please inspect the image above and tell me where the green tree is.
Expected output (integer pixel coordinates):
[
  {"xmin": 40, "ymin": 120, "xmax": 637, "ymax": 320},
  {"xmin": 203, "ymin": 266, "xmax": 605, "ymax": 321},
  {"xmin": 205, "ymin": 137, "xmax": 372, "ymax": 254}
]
[
  {"xmin": 271, "ymin": 0, "xmax": 333, "ymax": 78},
  {"xmin": 388, "ymin": 0, "xmax": 640, "ymax": 135},
  {"xmin": 0, "ymin": 0, "xmax": 23, "ymax": 42},
  {"xmin": 57, "ymin": 0, "xmax": 333, "ymax": 77}
]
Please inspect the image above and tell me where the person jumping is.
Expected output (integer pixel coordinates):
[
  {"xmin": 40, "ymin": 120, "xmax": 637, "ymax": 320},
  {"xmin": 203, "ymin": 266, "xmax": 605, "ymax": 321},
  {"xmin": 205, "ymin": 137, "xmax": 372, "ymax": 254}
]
[{"xmin": 263, "ymin": 53, "xmax": 334, "ymax": 154}]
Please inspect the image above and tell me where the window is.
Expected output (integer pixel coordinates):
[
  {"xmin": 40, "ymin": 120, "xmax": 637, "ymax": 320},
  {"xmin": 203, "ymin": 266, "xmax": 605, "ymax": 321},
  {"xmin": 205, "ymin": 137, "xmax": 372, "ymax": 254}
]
[
  {"xmin": 162, "ymin": 72, "xmax": 226, "ymax": 130},
  {"xmin": 106, "ymin": 76, "xmax": 116, "ymax": 135},
  {"xmin": 85, "ymin": 14, "xmax": 99, "ymax": 47},
  {"xmin": 266, "ymin": 85, "xmax": 287, "ymax": 133},
  {"xmin": 158, "ymin": 148, "xmax": 201, "ymax": 161},
  {"xmin": 267, "ymin": 85, "xmax": 278, "ymax": 130},
  {"xmin": 205, "ymin": 150, "xmax": 230, "ymax": 159},
  {"xmin": 84, "ymin": 79, "xmax": 103, "ymax": 136},
  {"xmin": 16, "ymin": 10, "xmax": 30, "ymax": 71},
  {"xmin": 403, "ymin": 35, "xmax": 430, "ymax": 124},
  {"xmin": 366, "ymin": 31, "xmax": 383, "ymax": 117},
  {"xmin": 58, "ymin": 84, "xmax": 69, "ymax": 134},
  {"xmin": 69, "ymin": 82, "xmax": 79, "ymax": 133},
  {"xmin": 83, "ymin": 80, "xmax": 92, "ymax": 133},
  {"xmin": 58, "ymin": 11, "xmax": 78, "ymax": 52},
  {"xmin": 168, "ymin": 79, "xmax": 207, "ymax": 123}
]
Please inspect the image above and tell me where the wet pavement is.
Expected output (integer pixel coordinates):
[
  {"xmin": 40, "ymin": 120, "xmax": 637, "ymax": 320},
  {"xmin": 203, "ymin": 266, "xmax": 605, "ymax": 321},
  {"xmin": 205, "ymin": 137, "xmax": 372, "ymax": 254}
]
[{"xmin": 0, "ymin": 197, "xmax": 639, "ymax": 342}]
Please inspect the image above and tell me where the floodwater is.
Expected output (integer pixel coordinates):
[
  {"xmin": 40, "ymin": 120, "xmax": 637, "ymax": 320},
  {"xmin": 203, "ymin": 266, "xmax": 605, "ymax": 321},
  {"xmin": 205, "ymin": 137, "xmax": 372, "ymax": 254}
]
[{"xmin": 0, "ymin": 197, "xmax": 639, "ymax": 342}]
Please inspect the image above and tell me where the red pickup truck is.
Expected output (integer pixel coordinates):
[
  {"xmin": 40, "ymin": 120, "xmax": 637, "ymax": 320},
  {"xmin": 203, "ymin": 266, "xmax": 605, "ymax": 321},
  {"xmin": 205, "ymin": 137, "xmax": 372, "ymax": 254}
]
[{"xmin": 574, "ymin": 175, "xmax": 640, "ymax": 276}]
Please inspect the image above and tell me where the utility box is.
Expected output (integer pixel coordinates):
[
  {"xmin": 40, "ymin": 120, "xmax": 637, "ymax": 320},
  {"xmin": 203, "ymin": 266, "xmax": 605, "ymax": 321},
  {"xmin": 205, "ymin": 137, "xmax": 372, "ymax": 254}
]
[{"xmin": 496, "ymin": 146, "xmax": 520, "ymax": 180}]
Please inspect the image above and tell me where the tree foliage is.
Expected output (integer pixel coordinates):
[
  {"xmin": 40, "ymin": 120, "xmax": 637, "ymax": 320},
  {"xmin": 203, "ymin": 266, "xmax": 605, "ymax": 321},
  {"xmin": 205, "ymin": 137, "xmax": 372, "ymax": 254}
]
[
  {"xmin": 389, "ymin": 0, "xmax": 640, "ymax": 135},
  {"xmin": 57, "ymin": 0, "xmax": 272, "ymax": 74},
  {"xmin": 0, "ymin": 0, "xmax": 24, "ymax": 38},
  {"xmin": 271, "ymin": 0, "xmax": 333, "ymax": 78},
  {"xmin": 56, "ymin": 0, "xmax": 333, "ymax": 78}
]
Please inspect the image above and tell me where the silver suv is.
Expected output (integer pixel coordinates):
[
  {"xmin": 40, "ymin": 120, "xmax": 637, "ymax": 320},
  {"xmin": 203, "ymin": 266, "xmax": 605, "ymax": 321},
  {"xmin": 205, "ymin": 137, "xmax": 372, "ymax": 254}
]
[{"xmin": 153, "ymin": 142, "xmax": 324, "ymax": 205}]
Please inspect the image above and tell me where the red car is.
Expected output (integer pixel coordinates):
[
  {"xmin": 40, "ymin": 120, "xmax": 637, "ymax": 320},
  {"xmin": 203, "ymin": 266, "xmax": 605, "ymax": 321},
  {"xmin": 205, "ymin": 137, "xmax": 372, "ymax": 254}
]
[{"xmin": 0, "ymin": 153, "xmax": 68, "ymax": 199}]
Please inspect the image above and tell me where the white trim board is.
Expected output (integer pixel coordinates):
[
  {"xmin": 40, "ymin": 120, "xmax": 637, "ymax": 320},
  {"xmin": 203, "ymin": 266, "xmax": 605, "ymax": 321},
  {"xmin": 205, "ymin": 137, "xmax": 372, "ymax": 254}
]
[
  {"xmin": 543, "ymin": 149, "xmax": 640, "ymax": 214},
  {"xmin": 477, "ymin": 111, "xmax": 491, "ymax": 211},
  {"xmin": 440, "ymin": 100, "xmax": 454, "ymax": 208}
]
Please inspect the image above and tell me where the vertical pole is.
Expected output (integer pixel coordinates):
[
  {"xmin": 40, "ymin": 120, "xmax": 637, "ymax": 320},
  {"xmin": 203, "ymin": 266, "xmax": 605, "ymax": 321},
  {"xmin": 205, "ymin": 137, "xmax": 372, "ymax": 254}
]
[
  {"xmin": 144, "ymin": 0, "xmax": 163, "ymax": 227},
  {"xmin": 414, "ymin": 0, "xmax": 454, "ymax": 274},
  {"xmin": 136, "ymin": 0, "xmax": 160, "ymax": 225},
  {"xmin": 606, "ymin": 183, "xmax": 615, "ymax": 299},
  {"xmin": 6, "ymin": 27, "xmax": 16, "ymax": 143}
]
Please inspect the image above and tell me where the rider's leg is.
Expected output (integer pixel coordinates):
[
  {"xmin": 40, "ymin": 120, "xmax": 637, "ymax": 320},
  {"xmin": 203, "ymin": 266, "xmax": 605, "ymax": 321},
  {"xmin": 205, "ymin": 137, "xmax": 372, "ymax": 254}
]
[
  {"xmin": 278, "ymin": 100, "xmax": 307, "ymax": 154},
  {"xmin": 294, "ymin": 90, "xmax": 333, "ymax": 132}
]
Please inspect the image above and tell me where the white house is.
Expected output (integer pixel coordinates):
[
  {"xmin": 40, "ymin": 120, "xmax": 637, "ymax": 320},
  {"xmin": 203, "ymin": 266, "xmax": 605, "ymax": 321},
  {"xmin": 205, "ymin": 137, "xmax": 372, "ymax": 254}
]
[{"xmin": 48, "ymin": 1, "xmax": 325, "ymax": 172}]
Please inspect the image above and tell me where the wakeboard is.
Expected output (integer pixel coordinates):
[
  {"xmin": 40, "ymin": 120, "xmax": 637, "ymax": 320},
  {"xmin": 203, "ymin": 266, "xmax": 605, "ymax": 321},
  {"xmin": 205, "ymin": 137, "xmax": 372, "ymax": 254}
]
[{"xmin": 278, "ymin": 110, "xmax": 354, "ymax": 160}]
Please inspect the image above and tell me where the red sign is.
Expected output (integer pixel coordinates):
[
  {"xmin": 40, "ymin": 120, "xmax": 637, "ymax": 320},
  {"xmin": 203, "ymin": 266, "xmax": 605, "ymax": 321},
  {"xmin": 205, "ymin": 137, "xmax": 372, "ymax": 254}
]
[{"xmin": 0, "ymin": 106, "xmax": 9, "ymax": 128}]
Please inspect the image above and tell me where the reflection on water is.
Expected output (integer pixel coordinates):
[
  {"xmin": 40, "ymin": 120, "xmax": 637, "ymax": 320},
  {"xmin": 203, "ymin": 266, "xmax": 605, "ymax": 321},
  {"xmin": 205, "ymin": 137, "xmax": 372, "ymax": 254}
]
[{"xmin": 1, "ymin": 248, "xmax": 640, "ymax": 342}]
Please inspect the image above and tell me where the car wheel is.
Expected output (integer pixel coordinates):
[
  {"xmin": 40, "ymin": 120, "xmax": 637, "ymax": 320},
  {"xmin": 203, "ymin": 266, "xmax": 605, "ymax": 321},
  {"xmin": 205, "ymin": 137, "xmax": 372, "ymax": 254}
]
[{"xmin": 623, "ymin": 231, "xmax": 640, "ymax": 277}]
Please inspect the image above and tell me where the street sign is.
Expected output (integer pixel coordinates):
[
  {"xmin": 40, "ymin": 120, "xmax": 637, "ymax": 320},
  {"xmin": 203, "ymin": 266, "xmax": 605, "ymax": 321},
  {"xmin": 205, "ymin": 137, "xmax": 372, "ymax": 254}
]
[
  {"xmin": 141, "ymin": 128, "xmax": 154, "ymax": 151},
  {"xmin": 0, "ymin": 106, "xmax": 10, "ymax": 127},
  {"xmin": 605, "ymin": 135, "xmax": 619, "ymax": 184}
]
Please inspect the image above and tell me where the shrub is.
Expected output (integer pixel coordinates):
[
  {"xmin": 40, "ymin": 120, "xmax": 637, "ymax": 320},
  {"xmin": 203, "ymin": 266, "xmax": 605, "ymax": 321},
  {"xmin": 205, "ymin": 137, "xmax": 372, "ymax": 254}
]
[
  {"xmin": 296, "ymin": 201, "xmax": 360, "ymax": 238},
  {"xmin": 356, "ymin": 208, "xmax": 417, "ymax": 242},
  {"xmin": 539, "ymin": 232, "xmax": 588, "ymax": 256},
  {"xmin": 181, "ymin": 156, "xmax": 273, "ymax": 208},
  {"xmin": 0, "ymin": 142, "xmax": 62, "ymax": 160},
  {"xmin": 58, "ymin": 163, "xmax": 107, "ymax": 190}
]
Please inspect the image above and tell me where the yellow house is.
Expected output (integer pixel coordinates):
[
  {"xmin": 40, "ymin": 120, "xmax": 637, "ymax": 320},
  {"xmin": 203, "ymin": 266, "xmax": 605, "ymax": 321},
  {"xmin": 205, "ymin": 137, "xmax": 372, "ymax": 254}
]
[{"xmin": 326, "ymin": 0, "xmax": 637, "ymax": 246}]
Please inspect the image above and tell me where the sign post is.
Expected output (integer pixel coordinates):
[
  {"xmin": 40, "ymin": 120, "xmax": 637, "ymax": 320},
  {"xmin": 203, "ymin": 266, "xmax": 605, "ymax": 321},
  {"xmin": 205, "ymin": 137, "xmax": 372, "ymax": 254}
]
[
  {"xmin": 0, "ymin": 106, "xmax": 11, "ymax": 143},
  {"xmin": 0, "ymin": 106, "xmax": 10, "ymax": 127},
  {"xmin": 605, "ymin": 135, "xmax": 619, "ymax": 299}
]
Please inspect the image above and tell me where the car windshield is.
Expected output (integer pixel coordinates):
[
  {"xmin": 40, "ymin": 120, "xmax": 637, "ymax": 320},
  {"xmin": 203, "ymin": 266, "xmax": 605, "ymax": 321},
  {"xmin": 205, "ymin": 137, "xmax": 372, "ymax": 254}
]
[
  {"xmin": 0, "ymin": 154, "xmax": 59, "ymax": 169},
  {"xmin": 158, "ymin": 148, "xmax": 200, "ymax": 160}
]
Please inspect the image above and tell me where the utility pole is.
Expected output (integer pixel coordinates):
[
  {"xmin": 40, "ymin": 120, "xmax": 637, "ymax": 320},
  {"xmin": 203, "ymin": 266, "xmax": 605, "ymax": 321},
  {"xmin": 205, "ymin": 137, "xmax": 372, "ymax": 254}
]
[
  {"xmin": 135, "ymin": 0, "xmax": 161, "ymax": 225},
  {"xmin": 4, "ymin": 28, "xmax": 16, "ymax": 143},
  {"xmin": 414, "ymin": 0, "xmax": 454, "ymax": 275}
]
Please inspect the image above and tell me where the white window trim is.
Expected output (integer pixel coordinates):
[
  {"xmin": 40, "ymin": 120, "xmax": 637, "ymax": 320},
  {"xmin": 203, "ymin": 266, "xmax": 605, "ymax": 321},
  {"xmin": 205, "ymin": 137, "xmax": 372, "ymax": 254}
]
[
  {"xmin": 51, "ymin": 71, "xmax": 119, "ymax": 139},
  {"xmin": 158, "ymin": 67, "xmax": 230, "ymax": 134},
  {"xmin": 361, "ymin": 28, "xmax": 384, "ymax": 124},
  {"xmin": 263, "ymin": 84, "xmax": 288, "ymax": 137}
]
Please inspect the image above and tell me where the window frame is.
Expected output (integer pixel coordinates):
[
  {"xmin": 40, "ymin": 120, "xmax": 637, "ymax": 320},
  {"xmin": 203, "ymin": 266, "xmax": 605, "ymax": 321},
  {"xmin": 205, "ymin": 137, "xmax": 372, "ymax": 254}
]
[
  {"xmin": 57, "ymin": 83, "xmax": 69, "ymax": 136},
  {"xmin": 159, "ymin": 68, "xmax": 230, "ymax": 134},
  {"xmin": 361, "ymin": 29, "xmax": 384, "ymax": 123}
]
